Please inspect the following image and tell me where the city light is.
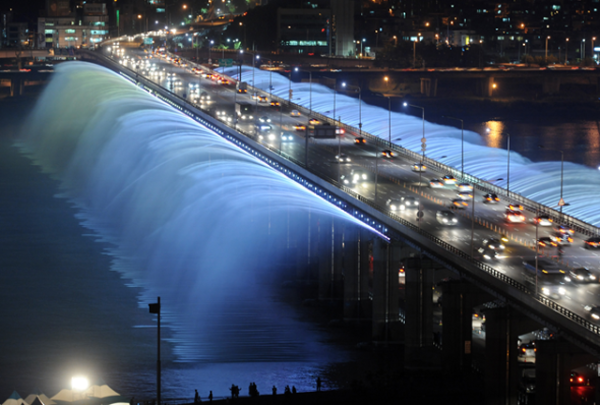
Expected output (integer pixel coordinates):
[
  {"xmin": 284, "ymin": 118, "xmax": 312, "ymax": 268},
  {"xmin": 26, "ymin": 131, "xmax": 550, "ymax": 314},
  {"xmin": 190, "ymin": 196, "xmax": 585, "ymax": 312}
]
[{"xmin": 71, "ymin": 376, "xmax": 89, "ymax": 392}]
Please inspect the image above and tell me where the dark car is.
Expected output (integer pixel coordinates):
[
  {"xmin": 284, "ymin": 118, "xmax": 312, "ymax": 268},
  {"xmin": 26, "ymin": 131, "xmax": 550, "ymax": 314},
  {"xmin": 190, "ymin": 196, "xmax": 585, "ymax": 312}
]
[
  {"xmin": 483, "ymin": 193, "xmax": 500, "ymax": 204},
  {"xmin": 585, "ymin": 237, "xmax": 600, "ymax": 249},
  {"xmin": 565, "ymin": 267, "xmax": 596, "ymax": 283},
  {"xmin": 482, "ymin": 237, "xmax": 505, "ymax": 250}
]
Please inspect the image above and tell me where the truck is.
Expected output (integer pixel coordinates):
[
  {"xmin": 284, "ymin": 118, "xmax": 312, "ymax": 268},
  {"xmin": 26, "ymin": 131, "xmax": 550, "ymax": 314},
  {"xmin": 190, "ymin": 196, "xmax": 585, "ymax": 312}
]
[
  {"xmin": 235, "ymin": 102, "xmax": 254, "ymax": 120},
  {"xmin": 522, "ymin": 259, "xmax": 566, "ymax": 299},
  {"xmin": 236, "ymin": 81, "xmax": 248, "ymax": 93}
]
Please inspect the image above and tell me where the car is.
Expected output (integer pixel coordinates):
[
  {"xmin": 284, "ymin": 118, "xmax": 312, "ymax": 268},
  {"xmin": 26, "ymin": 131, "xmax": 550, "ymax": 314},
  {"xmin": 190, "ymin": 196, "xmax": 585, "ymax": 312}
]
[
  {"xmin": 457, "ymin": 191, "xmax": 473, "ymax": 200},
  {"xmin": 506, "ymin": 210, "xmax": 526, "ymax": 223},
  {"xmin": 270, "ymin": 101, "xmax": 280, "ymax": 107},
  {"xmin": 585, "ymin": 237, "xmax": 600, "ymax": 249},
  {"xmin": 430, "ymin": 178, "xmax": 444, "ymax": 188},
  {"xmin": 482, "ymin": 237, "xmax": 505, "ymax": 250},
  {"xmin": 537, "ymin": 237, "xmax": 558, "ymax": 248},
  {"xmin": 256, "ymin": 123, "xmax": 272, "ymax": 132},
  {"xmin": 280, "ymin": 132, "xmax": 294, "ymax": 141},
  {"xmin": 412, "ymin": 163, "xmax": 427, "ymax": 172},
  {"xmin": 386, "ymin": 199, "xmax": 404, "ymax": 212},
  {"xmin": 294, "ymin": 124, "xmax": 306, "ymax": 131},
  {"xmin": 585, "ymin": 305, "xmax": 600, "ymax": 321},
  {"xmin": 565, "ymin": 267, "xmax": 596, "ymax": 283},
  {"xmin": 478, "ymin": 247, "xmax": 502, "ymax": 260},
  {"xmin": 570, "ymin": 372, "xmax": 586, "ymax": 386},
  {"xmin": 308, "ymin": 118, "xmax": 320, "ymax": 125},
  {"xmin": 533, "ymin": 215, "xmax": 553, "ymax": 226},
  {"xmin": 436, "ymin": 210, "xmax": 458, "ymax": 225},
  {"xmin": 340, "ymin": 170, "xmax": 368, "ymax": 185},
  {"xmin": 483, "ymin": 193, "xmax": 500, "ymax": 204},
  {"xmin": 549, "ymin": 233, "xmax": 573, "ymax": 245},
  {"xmin": 336, "ymin": 127, "xmax": 345, "ymax": 135},
  {"xmin": 507, "ymin": 203, "xmax": 524, "ymax": 212},
  {"xmin": 554, "ymin": 225, "xmax": 575, "ymax": 235},
  {"xmin": 381, "ymin": 149, "xmax": 394, "ymax": 158},
  {"xmin": 335, "ymin": 153, "xmax": 351, "ymax": 163},
  {"xmin": 517, "ymin": 342, "xmax": 536, "ymax": 363},
  {"xmin": 258, "ymin": 95, "xmax": 269, "ymax": 103},
  {"xmin": 237, "ymin": 87, "xmax": 247, "ymax": 93},
  {"xmin": 401, "ymin": 196, "xmax": 419, "ymax": 208},
  {"xmin": 290, "ymin": 110, "xmax": 301, "ymax": 117},
  {"xmin": 355, "ymin": 137, "xmax": 366, "ymax": 144},
  {"xmin": 443, "ymin": 175, "xmax": 457, "ymax": 184},
  {"xmin": 258, "ymin": 116, "xmax": 271, "ymax": 123},
  {"xmin": 451, "ymin": 199, "xmax": 469, "ymax": 209},
  {"xmin": 199, "ymin": 92, "xmax": 211, "ymax": 102},
  {"xmin": 220, "ymin": 79, "xmax": 230, "ymax": 85},
  {"xmin": 457, "ymin": 183, "xmax": 473, "ymax": 191}
]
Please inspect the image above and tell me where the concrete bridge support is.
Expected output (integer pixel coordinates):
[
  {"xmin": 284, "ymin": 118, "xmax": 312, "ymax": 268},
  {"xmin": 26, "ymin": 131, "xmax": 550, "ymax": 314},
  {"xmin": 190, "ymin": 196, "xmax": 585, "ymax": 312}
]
[
  {"xmin": 419, "ymin": 77, "xmax": 438, "ymax": 97},
  {"xmin": 484, "ymin": 307, "xmax": 543, "ymax": 405},
  {"xmin": 371, "ymin": 238, "xmax": 400, "ymax": 342},
  {"xmin": 478, "ymin": 76, "xmax": 494, "ymax": 97},
  {"xmin": 343, "ymin": 227, "xmax": 372, "ymax": 321},
  {"xmin": 404, "ymin": 252, "xmax": 436, "ymax": 368},
  {"xmin": 536, "ymin": 339, "xmax": 596, "ymax": 405},
  {"xmin": 543, "ymin": 76, "xmax": 561, "ymax": 95}
]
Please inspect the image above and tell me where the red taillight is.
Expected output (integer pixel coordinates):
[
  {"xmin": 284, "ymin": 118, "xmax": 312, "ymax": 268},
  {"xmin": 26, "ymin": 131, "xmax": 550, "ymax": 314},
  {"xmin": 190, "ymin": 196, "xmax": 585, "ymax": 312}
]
[{"xmin": 578, "ymin": 377, "xmax": 584, "ymax": 383}]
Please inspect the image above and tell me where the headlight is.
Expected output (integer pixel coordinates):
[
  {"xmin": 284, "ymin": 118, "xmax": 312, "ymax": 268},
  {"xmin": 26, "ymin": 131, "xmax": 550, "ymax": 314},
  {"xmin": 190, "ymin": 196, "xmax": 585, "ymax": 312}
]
[
  {"xmin": 541, "ymin": 287, "xmax": 549, "ymax": 295},
  {"xmin": 452, "ymin": 219, "xmax": 457, "ymax": 223},
  {"xmin": 558, "ymin": 287, "xmax": 566, "ymax": 295},
  {"xmin": 268, "ymin": 134, "xmax": 276, "ymax": 140},
  {"xmin": 591, "ymin": 275, "xmax": 596, "ymax": 280},
  {"xmin": 390, "ymin": 205, "xmax": 397, "ymax": 211},
  {"xmin": 564, "ymin": 277, "xmax": 572, "ymax": 282},
  {"xmin": 593, "ymin": 313, "xmax": 600, "ymax": 320},
  {"xmin": 442, "ymin": 218, "xmax": 448, "ymax": 223},
  {"xmin": 361, "ymin": 174, "xmax": 367, "ymax": 180}
]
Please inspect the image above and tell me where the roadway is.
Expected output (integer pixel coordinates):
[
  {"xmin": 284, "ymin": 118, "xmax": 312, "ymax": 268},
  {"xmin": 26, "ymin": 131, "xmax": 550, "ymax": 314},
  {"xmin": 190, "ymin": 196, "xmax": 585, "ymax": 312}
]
[{"xmin": 108, "ymin": 45, "xmax": 600, "ymax": 334}]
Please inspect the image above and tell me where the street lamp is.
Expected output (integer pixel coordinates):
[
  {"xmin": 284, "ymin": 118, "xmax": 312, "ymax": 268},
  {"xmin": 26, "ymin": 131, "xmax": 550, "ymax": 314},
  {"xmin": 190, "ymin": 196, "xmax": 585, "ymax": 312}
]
[
  {"xmin": 442, "ymin": 116, "xmax": 464, "ymax": 179},
  {"xmin": 208, "ymin": 39, "xmax": 214, "ymax": 64},
  {"xmin": 593, "ymin": 37, "xmax": 597, "ymax": 61},
  {"xmin": 384, "ymin": 76, "xmax": 392, "ymax": 145},
  {"xmin": 341, "ymin": 82, "xmax": 362, "ymax": 136},
  {"xmin": 582, "ymin": 38, "xmax": 586, "ymax": 59},
  {"xmin": 505, "ymin": 132, "xmax": 511, "ymax": 197},
  {"xmin": 403, "ymin": 102, "xmax": 426, "ymax": 193},
  {"xmin": 289, "ymin": 67, "xmax": 298, "ymax": 106},
  {"xmin": 539, "ymin": 145, "xmax": 566, "ymax": 214},
  {"xmin": 565, "ymin": 38, "xmax": 569, "ymax": 64},
  {"xmin": 545, "ymin": 36, "xmax": 550, "ymax": 59}
]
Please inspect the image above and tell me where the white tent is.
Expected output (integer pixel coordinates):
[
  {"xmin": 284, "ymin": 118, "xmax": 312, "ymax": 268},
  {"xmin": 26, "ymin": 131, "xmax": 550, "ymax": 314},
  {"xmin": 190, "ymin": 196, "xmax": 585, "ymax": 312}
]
[
  {"xmin": 84, "ymin": 385, "xmax": 119, "ymax": 400},
  {"xmin": 50, "ymin": 390, "xmax": 86, "ymax": 403},
  {"xmin": 3, "ymin": 391, "xmax": 29, "ymax": 405},
  {"xmin": 25, "ymin": 390, "xmax": 55, "ymax": 405}
]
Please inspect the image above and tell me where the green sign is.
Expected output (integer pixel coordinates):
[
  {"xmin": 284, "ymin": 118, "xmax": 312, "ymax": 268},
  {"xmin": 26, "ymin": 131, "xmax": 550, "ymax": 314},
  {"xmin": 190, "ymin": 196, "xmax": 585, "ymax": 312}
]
[{"xmin": 219, "ymin": 58, "xmax": 233, "ymax": 67}]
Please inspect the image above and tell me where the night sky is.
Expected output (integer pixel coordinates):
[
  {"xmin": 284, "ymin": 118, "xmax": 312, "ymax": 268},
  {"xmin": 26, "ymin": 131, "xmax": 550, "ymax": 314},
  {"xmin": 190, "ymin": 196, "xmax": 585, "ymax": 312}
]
[{"xmin": 1, "ymin": 0, "xmax": 46, "ymax": 23}]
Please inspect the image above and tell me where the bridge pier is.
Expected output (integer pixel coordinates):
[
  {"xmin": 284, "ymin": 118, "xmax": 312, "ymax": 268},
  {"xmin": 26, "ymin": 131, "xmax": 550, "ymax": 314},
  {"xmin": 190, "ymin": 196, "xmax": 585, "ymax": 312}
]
[
  {"xmin": 484, "ymin": 307, "xmax": 543, "ymax": 405},
  {"xmin": 543, "ymin": 76, "xmax": 561, "ymax": 95},
  {"xmin": 419, "ymin": 77, "xmax": 438, "ymax": 97},
  {"xmin": 536, "ymin": 339, "xmax": 596, "ymax": 405},
  {"xmin": 343, "ymin": 227, "xmax": 371, "ymax": 322},
  {"xmin": 371, "ymin": 238, "xmax": 400, "ymax": 342},
  {"xmin": 404, "ymin": 252, "xmax": 436, "ymax": 368}
]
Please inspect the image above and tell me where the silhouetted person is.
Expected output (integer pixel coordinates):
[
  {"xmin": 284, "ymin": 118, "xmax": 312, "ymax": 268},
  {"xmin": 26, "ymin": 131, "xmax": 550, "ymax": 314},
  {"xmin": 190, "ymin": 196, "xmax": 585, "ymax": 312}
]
[
  {"xmin": 316, "ymin": 377, "xmax": 322, "ymax": 392},
  {"xmin": 208, "ymin": 391, "xmax": 213, "ymax": 402},
  {"xmin": 284, "ymin": 386, "xmax": 290, "ymax": 397},
  {"xmin": 272, "ymin": 386, "xmax": 277, "ymax": 396},
  {"xmin": 195, "ymin": 390, "xmax": 200, "ymax": 403},
  {"xmin": 130, "ymin": 397, "xmax": 134, "ymax": 405},
  {"xmin": 291, "ymin": 386, "xmax": 296, "ymax": 394}
]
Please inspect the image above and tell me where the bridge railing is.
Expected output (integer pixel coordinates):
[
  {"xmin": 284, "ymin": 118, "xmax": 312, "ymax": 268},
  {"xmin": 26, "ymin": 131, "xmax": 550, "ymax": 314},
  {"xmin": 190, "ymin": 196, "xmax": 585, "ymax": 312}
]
[{"xmin": 82, "ymin": 49, "xmax": 600, "ymax": 344}]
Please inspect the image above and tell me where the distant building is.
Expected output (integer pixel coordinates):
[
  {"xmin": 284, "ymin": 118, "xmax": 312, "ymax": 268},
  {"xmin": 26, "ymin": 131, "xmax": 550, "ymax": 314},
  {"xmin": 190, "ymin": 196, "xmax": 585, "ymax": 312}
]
[
  {"xmin": 38, "ymin": 1, "xmax": 109, "ymax": 48},
  {"xmin": 277, "ymin": 8, "xmax": 331, "ymax": 55},
  {"xmin": 331, "ymin": 0, "xmax": 354, "ymax": 56},
  {"xmin": 6, "ymin": 22, "xmax": 29, "ymax": 47}
]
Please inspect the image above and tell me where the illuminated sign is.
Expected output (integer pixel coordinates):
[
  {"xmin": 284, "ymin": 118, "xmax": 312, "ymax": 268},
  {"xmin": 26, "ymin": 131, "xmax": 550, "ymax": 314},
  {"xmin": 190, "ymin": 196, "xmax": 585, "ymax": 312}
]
[
  {"xmin": 90, "ymin": 30, "xmax": 108, "ymax": 35},
  {"xmin": 65, "ymin": 29, "xmax": 76, "ymax": 34},
  {"xmin": 285, "ymin": 40, "xmax": 328, "ymax": 46}
]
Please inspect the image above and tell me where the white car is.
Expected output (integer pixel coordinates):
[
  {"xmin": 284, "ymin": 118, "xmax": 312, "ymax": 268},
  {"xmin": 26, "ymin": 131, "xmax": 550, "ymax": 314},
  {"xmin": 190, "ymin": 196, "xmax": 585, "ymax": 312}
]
[
  {"xmin": 412, "ymin": 163, "xmax": 426, "ymax": 172},
  {"xmin": 281, "ymin": 133, "xmax": 294, "ymax": 141},
  {"xmin": 335, "ymin": 153, "xmax": 351, "ymax": 163},
  {"xmin": 291, "ymin": 110, "xmax": 301, "ymax": 117},
  {"xmin": 340, "ymin": 171, "xmax": 367, "ymax": 185},
  {"xmin": 258, "ymin": 116, "xmax": 271, "ymax": 123},
  {"xmin": 457, "ymin": 182, "xmax": 473, "ymax": 191},
  {"xmin": 436, "ymin": 210, "xmax": 458, "ymax": 225}
]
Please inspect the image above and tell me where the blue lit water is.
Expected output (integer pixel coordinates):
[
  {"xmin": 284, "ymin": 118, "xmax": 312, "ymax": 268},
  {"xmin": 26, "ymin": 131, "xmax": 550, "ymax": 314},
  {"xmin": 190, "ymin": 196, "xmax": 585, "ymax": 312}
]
[
  {"xmin": 230, "ymin": 65, "xmax": 600, "ymax": 227},
  {"xmin": 4, "ymin": 62, "xmax": 376, "ymax": 400}
]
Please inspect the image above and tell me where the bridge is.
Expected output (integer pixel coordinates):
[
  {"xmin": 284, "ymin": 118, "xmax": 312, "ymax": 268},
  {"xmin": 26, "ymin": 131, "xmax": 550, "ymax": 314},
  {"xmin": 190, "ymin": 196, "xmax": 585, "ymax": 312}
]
[{"xmin": 66, "ymin": 47, "xmax": 600, "ymax": 404}]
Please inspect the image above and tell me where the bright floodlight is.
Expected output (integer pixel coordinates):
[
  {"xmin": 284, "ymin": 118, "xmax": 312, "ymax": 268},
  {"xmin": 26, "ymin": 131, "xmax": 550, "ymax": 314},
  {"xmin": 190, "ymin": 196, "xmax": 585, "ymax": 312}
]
[
  {"xmin": 256, "ymin": 55, "xmax": 260, "ymax": 59},
  {"xmin": 402, "ymin": 102, "xmax": 407, "ymax": 106},
  {"xmin": 71, "ymin": 376, "xmax": 89, "ymax": 392}
]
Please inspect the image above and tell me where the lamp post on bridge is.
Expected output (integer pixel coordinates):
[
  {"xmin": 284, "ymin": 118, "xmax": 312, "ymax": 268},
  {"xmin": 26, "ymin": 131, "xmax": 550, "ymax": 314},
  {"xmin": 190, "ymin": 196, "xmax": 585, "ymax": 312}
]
[
  {"xmin": 341, "ymin": 82, "xmax": 362, "ymax": 136},
  {"xmin": 442, "ymin": 116, "xmax": 464, "ymax": 180}
]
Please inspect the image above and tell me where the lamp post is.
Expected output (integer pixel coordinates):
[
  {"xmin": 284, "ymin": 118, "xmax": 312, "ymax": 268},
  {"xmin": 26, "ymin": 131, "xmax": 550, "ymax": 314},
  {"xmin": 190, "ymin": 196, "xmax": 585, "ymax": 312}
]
[
  {"xmin": 342, "ymin": 82, "xmax": 362, "ymax": 136},
  {"xmin": 582, "ymin": 38, "xmax": 586, "ymax": 59},
  {"xmin": 545, "ymin": 36, "xmax": 550, "ymax": 59},
  {"xmin": 309, "ymin": 70, "xmax": 312, "ymax": 115},
  {"xmin": 503, "ymin": 132, "xmax": 511, "ymax": 196},
  {"xmin": 565, "ymin": 38, "xmax": 569, "ymax": 64},
  {"xmin": 403, "ymin": 102, "xmax": 426, "ymax": 192},
  {"xmin": 593, "ymin": 37, "xmax": 597, "ymax": 61},
  {"xmin": 442, "ymin": 116, "xmax": 464, "ymax": 179},
  {"xmin": 539, "ymin": 145, "xmax": 565, "ymax": 214},
  {"xmin": 208, "ymin": 40, "xmax": 214, "ymax": 64},
  {"xmin": 289, "ymin": 67, "xmax": 298, "ymax": 106}
]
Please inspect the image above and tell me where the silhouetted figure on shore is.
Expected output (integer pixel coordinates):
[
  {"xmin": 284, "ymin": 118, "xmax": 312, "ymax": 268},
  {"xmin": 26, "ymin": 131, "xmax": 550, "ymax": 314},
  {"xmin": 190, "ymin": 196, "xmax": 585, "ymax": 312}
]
[
  {"xmin": 272, "ymin": 386, "xmax": 277, "ymax": 396},
  {"xmin": 316, "ymin": 377, "xmax": 322, "ymax": 392},
  {"xmin": 195, "ymin": 390, "xmax": 200, "ymax": 403},
  {"xmin": 249, "ymin": 382, "xmax": 259, "ymax": 397},
  {"xmin": 291, "ymin": 386, "xmax": 296, "ymax": 394},
  {"xmin": 230, "ymin": 384, "xmax": 239, "ymax": 399},
  {"xmin": 208, "ymin": 391, "xmax": 213, "ymax": 402}
]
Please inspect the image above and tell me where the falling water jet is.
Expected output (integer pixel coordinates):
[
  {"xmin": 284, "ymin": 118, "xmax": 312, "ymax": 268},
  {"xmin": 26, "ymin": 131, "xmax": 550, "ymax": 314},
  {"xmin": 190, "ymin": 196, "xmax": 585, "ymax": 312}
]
[{"xmin": 17, "ymin": 62, "xmax": 378, "ymax": 363}]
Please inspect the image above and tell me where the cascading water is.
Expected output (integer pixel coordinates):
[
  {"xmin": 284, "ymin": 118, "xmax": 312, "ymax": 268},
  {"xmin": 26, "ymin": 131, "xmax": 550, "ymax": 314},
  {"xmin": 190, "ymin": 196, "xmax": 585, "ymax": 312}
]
[
  {"xmin": 17, "ymin": 61, "xmax": 375, "ymax": 372},
  {"xmin": 228, "ymin": 65, "xmax": 600, "ymax": 227}
]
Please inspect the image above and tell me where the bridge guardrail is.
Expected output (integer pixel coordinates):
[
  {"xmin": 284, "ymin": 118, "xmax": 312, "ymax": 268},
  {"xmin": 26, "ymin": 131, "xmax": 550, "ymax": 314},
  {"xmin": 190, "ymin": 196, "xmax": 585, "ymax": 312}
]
[{"xmin": 82, "ymin": 49, "xmax": 600, "ymax": 344}]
